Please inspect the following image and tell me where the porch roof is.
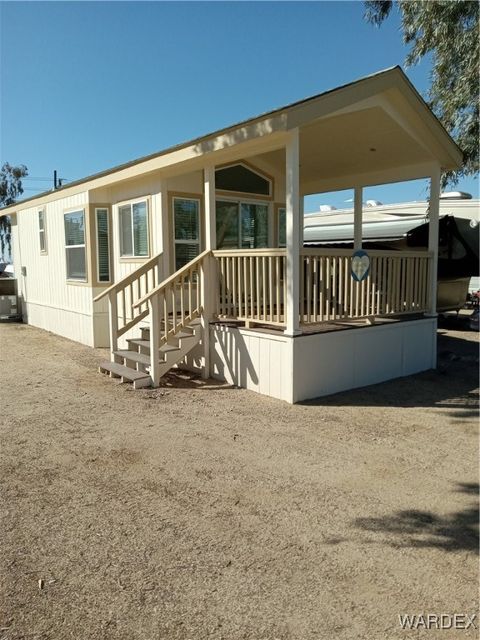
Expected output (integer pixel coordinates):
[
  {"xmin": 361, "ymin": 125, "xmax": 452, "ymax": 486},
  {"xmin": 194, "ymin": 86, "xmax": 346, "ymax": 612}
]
[{"xmin": 1, "ymin": 66, "xmax": 463, "ymax": 216}]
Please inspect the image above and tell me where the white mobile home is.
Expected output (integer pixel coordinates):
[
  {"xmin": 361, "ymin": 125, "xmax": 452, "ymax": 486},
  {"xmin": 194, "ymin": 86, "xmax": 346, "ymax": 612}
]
[{"xmin": 1, "ymin": 67, "xmax": 463, "ymax": 402}]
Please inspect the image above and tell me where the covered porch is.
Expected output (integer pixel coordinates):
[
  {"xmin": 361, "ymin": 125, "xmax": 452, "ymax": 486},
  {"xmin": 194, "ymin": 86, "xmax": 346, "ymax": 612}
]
[{"xmin": 95, "ymin": 67, "xmax": 462, "ymax": 400}]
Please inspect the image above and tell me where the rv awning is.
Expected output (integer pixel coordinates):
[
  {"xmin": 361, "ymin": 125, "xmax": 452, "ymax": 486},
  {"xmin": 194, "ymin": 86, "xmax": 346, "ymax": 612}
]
[{"xmin": 303, "ymin": 215, "xmax": 428, "ymax": 244}]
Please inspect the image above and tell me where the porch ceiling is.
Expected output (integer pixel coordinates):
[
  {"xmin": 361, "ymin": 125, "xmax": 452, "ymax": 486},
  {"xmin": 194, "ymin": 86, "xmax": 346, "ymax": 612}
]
[
  {"xmin": 299, "ymin": 107, "xmax": 431, "ymax": 190},
  {"xmin": 256, "ymin": 106, "xmax": 436, "ymax": 195}
]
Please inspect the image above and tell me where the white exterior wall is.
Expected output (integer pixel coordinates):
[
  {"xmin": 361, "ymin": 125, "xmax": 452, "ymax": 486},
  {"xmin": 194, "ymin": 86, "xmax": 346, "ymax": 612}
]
[
  {"xmin": 89, "ymin": 170, "xmax": 205, "ymax": 347},
  {"xmin": 14, "ymin": 191, "xmax": 95, "ymax": 346},
  {"xmin": 92, "ymin": 170, "xmax": 203, "ymax": 286},
  {"xmin": 93, "ymin": 174, "xmax": 165, "ymax": 283}
]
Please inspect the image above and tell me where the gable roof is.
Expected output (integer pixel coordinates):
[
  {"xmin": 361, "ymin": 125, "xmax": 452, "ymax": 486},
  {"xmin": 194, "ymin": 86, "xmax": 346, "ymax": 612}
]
[{"xmin": 1, "ymin": 66, "xmax": 463, "ymax": 215}]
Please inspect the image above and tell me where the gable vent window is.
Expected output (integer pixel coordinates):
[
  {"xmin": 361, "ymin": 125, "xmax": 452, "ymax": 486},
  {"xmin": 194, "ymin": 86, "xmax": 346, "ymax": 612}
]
[{"xmin": 215, "ymin": 163, "xmax": 271, "ymax": 196}]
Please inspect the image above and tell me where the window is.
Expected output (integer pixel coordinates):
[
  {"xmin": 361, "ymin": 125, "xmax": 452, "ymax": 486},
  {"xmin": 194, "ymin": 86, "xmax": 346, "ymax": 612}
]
[
  {"xmin": 174, "ymin": 197, "xmax": 200, "ymax": 270},
  {"xmin": 119, "ymin": 200, "xmax": 149, "ymax": 257},
  {"xmin": 96, "ymin": 208, "xmax": 110, "ymax": 282},
  {"xmin": 215, "ymin": 163, "xmax": 271, "ymax": 196},
  {"xmin": 278, "ymin": 207, "xmax": 286, "ymax": 247},
  {"xmin": 38, "ymin": 210, "xmax": 47, "ymax": 253},
  {"xmin": 216, "ymin": 200, "xmax": 269, "ymax": 249},
  {"xmin": 64, "ymin": 210, "xmax": 86, "ymax": 281}
]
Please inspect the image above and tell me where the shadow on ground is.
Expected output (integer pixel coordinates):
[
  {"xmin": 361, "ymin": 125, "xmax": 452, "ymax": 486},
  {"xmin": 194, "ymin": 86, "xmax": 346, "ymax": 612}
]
[
  {"xmin": 302, "ymin": 329, "xmax": 478, "ymax": 414},
  {"xmin": 353, "ymin": 482, "xmax": 479, "ymax": 554}
]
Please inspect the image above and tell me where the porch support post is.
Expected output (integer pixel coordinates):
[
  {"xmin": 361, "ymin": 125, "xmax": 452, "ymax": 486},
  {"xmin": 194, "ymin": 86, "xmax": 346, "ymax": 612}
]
[
  {"xmin": 159, "ymin": 180, "xmax": 170, "ymax": 277},
  {"xmin": 201, "ymin": 165, "xmax": 216, "ymax": 378},
  {"xmin": 299, "ymin": 194, "xmax": 304, "ymax": 247},
  {"xmin": 284, "ymin": 128, "xmax": 301, "ymax": 337},
  {"xmin": 204, "ymin": 166, "xmax": 216, "ymax": 251},
  {"xmin": 427, "ymin": 165, "xmax": 441, "ymax": 316},
  {"xmin": 353, "ymin": 187, "xmax": 363, "ymax": 250}
]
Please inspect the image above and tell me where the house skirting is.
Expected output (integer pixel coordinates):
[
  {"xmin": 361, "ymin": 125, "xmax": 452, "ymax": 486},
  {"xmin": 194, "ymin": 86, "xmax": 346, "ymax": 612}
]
[
  {"xmin": 22, "ymin": 300, "xmax": 95, "ymax": 347},
  {"xmin": 185, "ymin": 317, "xmax": 437, "ymax": 403}
]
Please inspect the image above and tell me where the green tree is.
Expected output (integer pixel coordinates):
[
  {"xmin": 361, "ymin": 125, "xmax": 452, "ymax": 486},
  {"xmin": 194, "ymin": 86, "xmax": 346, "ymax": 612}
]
[
  {"xmin": 0, "ymin": 162, "xmax": 28, "ymax": 259},
  {"xmin": 364, "ymin": 0, "xmax": 479, "ymax": 186}
]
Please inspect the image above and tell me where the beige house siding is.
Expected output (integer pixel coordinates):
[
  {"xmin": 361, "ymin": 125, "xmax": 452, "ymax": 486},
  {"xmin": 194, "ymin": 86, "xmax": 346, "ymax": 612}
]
[
  {"xmin": 13, "ymin": 191, "xmax": 96, "ymax": 345},
  {"xmin": 10, "ymin": 158, "xmax": 285, "ymax": 348}
]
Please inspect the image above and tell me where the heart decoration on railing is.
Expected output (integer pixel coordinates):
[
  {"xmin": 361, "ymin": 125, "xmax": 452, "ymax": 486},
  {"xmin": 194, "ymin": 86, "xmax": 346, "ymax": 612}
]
[{"xmin": 351, "ymin": 250, "xmax": 370, "ymax": 282}]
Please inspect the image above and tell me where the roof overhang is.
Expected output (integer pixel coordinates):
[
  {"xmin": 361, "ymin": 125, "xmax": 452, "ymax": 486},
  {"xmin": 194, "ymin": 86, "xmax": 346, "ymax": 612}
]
[{"xmin": 1, "ymin": 66, "xmax": 463, "ymax": 216}]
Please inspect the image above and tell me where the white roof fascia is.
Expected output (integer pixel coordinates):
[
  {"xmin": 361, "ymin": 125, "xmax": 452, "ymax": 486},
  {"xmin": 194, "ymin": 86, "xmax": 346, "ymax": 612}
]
[{"xmin": 1, "ymin": 115, "xmax": 288, "ymax": 216}]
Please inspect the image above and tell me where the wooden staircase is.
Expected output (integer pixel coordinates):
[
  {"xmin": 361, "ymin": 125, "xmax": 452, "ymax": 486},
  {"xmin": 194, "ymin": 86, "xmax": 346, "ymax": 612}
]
[
  {"xmin": 93, "ymin": 250, "xmax": 213, "ymax": 389},
  {"xmin": 98, "ymin": 320, "xmax": 202, "ymax": 389}
]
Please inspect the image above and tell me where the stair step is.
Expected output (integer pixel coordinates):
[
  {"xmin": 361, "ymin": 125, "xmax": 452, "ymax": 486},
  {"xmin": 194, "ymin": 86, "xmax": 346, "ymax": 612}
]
[
  {"xmin": 159, "ymin": 343, "xmax": 180, "ymax": 354},
  {"xmin": 114, "ymin": 350, "xmax": 151, "ymax": 366},
  {"xmin": 175, "ymin": 330, "xmax": 195, "ymax": 339},
  {"xmin": 141, "ymin": 317, "xmax": 202, "ymax": 336},
  {"xmin": 159, "ymin": 320, "xmax": 199, "ymax": 328},
  {"xmin": 99, "ymin": 361, "xmax": 150, "ymax": 388},
  {"xmin": 125, "ymin": 340, "xmax": 184, "ymax": 357},
  {"xmin": 127, "ymin": 338, "xmax": 150, "ymax": 349}
]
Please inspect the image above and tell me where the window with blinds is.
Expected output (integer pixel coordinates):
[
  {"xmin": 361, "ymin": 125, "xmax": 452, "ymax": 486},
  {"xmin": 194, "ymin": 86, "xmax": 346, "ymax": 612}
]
[
  {"xmin": 95, "ymin": 208, "xmax": 110, "ymax": 282},
  {"xmin": 38, "ymin": 210, "xmax": 47, "ymax": 253},
  {"xmin": 240, "ymin": 203, "xmax": 268, "ymax": 249},
  {"xmin": 216, "ymin": 200, "xmax": 269, "ymax": 249},
  {"xmin": 64, "ymin": 210, "xmax": 86, "ymax": 281},
  {"xmin": 174, "ymin": 197, "xmax": 200, "ymax": 270},
  {"xmin": 119, "ymin": 200, "xmax": 149, "ymax": 257}
]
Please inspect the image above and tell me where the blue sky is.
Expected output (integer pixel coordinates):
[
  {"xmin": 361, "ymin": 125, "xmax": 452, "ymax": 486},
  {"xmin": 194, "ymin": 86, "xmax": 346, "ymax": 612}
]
[{"xmin": 1, "ymin": 1, "xmax": 478, "ymax": 213}]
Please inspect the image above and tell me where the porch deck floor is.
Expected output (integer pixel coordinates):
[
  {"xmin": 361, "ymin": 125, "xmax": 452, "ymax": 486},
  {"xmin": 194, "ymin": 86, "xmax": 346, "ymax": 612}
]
[{"xmin": 212, "ymin": 313, "xmax": 427, "ymax": 337}]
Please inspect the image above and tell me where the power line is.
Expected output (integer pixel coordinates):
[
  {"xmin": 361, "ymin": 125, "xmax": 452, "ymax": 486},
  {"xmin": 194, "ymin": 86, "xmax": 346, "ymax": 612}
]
[{"xmin": 23, "ymin": 176, "xmax": 71, "ymax": 182}]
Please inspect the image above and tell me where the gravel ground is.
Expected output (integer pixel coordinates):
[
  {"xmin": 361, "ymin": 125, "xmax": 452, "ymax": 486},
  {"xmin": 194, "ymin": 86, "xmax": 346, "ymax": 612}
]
[{"xmin": 0, "ymin": 317, "xmax": 478, "ymax": 640}]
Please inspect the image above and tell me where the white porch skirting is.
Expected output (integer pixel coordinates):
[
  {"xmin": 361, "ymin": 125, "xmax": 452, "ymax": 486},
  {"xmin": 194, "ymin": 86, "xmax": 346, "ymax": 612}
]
[{"xmin": 185, "ymin": 317, "xmax": 437, "ymax": 403}]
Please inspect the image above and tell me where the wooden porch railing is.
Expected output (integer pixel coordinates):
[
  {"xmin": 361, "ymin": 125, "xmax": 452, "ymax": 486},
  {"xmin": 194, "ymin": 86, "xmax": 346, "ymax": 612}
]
[
  {"xmin": 93, "ymin": 252, "xmax": 163, "ymax": 348},
  {"xmin": 212, "ymin": 248, "xmax": 432, "ymax": 327},
  {"xmin": 131, "ymin": 249, "xmax": 212, "ymax": 385},
  {"xmin": 132, "ymin": 249, "xmax": 211, "ymax": 341},
  {"xmin": 300, "ymin": 248, "xmax": 432, "ymax": 323},
  {"xmin": 95, "ymin": 246, "xmax": 432, "ymax": 372},
  {"xmin": 213, "ymin": 249, "xmax": 287, "ymax": 326}
]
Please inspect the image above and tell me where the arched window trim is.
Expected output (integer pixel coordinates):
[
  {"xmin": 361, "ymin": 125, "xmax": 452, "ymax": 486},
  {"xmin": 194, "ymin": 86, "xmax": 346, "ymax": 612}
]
[{"xmin": 215, "ymin": 161, "xmax": 273, "ymax": 199}]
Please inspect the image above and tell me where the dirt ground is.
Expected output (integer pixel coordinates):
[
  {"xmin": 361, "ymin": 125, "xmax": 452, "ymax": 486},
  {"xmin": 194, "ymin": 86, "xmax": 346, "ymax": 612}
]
[{"xmin": 0, "ymin": 317, "xmax": 478, "ymax": 640}]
